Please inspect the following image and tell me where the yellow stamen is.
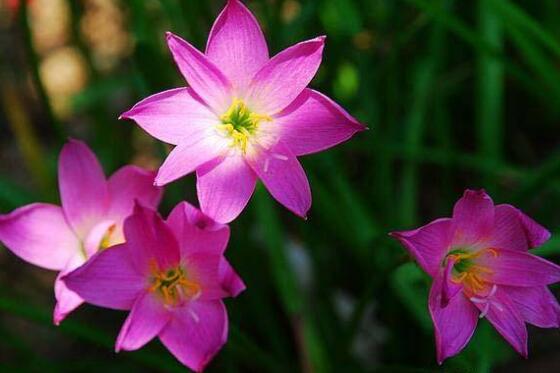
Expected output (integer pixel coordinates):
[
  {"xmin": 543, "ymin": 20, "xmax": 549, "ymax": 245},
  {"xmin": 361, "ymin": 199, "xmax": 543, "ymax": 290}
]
[
  {"xmin": 148, "ymin": 260, "xmax": 200, "ymax": 306},
  {"xmin": 99, "ymin": 224, "xmax": 117, "ymax": 250},
  {"xmin": 219, "ymin": 99, "xmax": 271, "ymax": 153},
  {"xmin": 447, "ymin": 248, "xmax": 498, "ymax": 295}
]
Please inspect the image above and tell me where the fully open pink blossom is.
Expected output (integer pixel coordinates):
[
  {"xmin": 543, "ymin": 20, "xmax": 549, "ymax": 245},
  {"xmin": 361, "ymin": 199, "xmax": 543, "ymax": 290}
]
[
  {"xmin": 0, "ymin": 139, "xmax": 162, "ymax": 324},
  {"xmin": 390, "ymin": 190, "xmax": 560, "ymax": 364},
  {"xmin": 63, "ymin": 203, "xmax": 244, "ymax": 372},
  {"xmin": 120, "ymin": 0, "xmax": 365, "ymax": 223}
]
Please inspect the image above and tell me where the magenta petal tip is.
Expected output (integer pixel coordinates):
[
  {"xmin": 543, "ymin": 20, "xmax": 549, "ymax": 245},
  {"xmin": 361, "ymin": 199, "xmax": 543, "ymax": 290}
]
[{"xmin": 53, "ymin": 315, "xmax": 62, "ymax": 326}]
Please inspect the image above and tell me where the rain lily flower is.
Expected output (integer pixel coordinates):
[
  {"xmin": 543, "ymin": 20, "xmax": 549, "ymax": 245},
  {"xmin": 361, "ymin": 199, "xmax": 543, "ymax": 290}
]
[
  {"xmin": 0, "ymin": 139, "xmax": 162, "ymax": 324},
  {"xmin": 120, "ymin": 0, "xmax": 365, "ymax": 223},
  {"xmin": 390, "ymin": 190, "xmax": 560, "ymax": 363},
  {"xmin": 63, "ymin": 203, "xmax": 245, "ymax": 372}
]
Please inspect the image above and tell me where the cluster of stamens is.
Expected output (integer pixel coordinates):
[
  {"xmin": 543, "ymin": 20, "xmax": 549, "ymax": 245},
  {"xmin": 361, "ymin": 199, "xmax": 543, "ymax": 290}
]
[
  {"xmin": 446, "ymin": 248, "xmax": 498, "ymax": 294},
  {"xmin": 218, "ymin": 99, "xmax": 271, "ymax": 153},
  {"xmin": 148, "ymin": 261, "xmax": 201, "ymax": 306}
]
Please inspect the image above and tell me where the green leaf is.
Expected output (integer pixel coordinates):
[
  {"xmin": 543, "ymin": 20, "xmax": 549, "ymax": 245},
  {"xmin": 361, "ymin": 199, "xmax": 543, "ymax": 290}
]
[{"xmin": 391, "ymin": 263, "xmax": 431, "ymax": 331}]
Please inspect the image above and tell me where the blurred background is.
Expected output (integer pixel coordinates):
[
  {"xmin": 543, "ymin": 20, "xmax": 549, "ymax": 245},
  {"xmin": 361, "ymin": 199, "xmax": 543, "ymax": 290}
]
[{"xmin": 1, "ymin": 0, "xmax": 560, "ymax": 371}]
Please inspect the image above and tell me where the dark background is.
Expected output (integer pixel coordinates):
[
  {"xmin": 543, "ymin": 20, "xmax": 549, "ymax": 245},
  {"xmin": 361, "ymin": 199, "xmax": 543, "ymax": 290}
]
[{"xmin": 1, "ymin": 0, "xmax": 560, "ymax": 372}]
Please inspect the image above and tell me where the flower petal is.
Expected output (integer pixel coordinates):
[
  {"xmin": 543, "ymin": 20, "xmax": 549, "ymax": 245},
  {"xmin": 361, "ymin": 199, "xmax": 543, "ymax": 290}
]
[
  {"xmin": 390, "ymin": 218, "xmax": 452, "ymax": 277},
  {"xmin": 441, "ymin": 257, "xmax": 463, "ymax": 307},
  {"xmin": 246, "ymin": 142, "xmax": 311, "ymax": 218},
  {"xmin": 54, "ymin": 252, "xmax": 91, "ymax": 325},
  {"xmin": 53, "ymin": 277, "xmax": 84, "ymax": 325},
  {"xmin": 116, "ymin": 292, "xmax": 170, "ymax": 352},
  {"xmin": 276, "ymin": 89, "xmax": 365, "ymax": 156},
  {"xmin": 490, "ymin": 204, "xmax": 551, "ymax": 252},
  {"xmin": 490, "ymin": 205, "xmax": 532, "ymax": 252},
  {"xmin": 165, "ymin": 202, "xmax": 243, "ymax": 298},
  {"xmin": 58, "ymin": 139, "xmax": 109, "ymax": 239},
  {"xmin": 154, "ymin": 134, "xmax": 228, "ymax": 187},
  {"xmin": 166, "ymin": 201, "xmax": 230, "ymax": 258},
  {"xmin": 120, "ymin": 88, "xmax": 219, "ymax": 145},
  {"xmin": 167, "ymin": 201, "xmax": 224, "ymax": 233},
  {"xmin": 206, "ymin": 0, "xmax": 268, "ymax": 94},
  {"xmin": 451, "ymin": 189, "xmax": 494, "ymax": 248},
  {"xmin": 481, "ymin": 248, "xmax": 560, "ymax": 287},
  {"xmin": 505, "ymin": 286, "xmax": 560, "ymax": 328},
  {"xmin": 246, "ymin": 36, "xmax": 325, "ymax": 115},
  {"xmin": 83, "ymin": 219, "xmax": 117, "ymax": 257},
  {"xmin": 62, "ymin": 244, "xmax": 145, "ymax": 310},
  {"xmin": 53, "ymin": 263, "xmax": 85, "ymax": 325},
  {"xmin": 123, "ymin": 204, "xmax": 181, "ymax": 273},
  {"xmin": 166, "ymin": 32, "xmax": 232, "ymax": 113},
  {"xmin": 107, "ymin": 165, "xmax": 163, "ymax": 224},
  {"xmin": 159, "ymin": 300, "xmax": 228, "ymax": 373},
  {"xmin": 429, "ymin": 272, "xmax": 479, "ymax": 364},
  {"xmin": 197, "ymin": 155, "xmax": 257, "ymax": 224},
  {"xmin": 517, "ymin": 208, "xmax": 551, "ymax": 248},
  {"xmin": 477, "ymin": 287, "xmax": 528, "ymax": 357},
  {"xmin": 219, "ymin": 259, "xmax": 246, "ymax": 297},
  {"xmin": 185, "ymin": 253, "xmax": 228, "ymax": 301},
  {"xmin": 0, "ymin": 203, "xmax": 80, "ymax": 271}
]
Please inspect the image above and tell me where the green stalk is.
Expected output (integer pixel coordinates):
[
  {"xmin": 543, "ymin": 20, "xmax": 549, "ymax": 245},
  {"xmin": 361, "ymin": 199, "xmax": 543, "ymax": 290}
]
[
  {"xmin": 254, "ymin": 188, "xmax": 329, "ymax": 373},
  {"xmin": 0, "ymin": 294, "xmax": 184, "ymax": 372},
  {"xmin": 477, "ymin": 0, "xmax": 504, "ymax": 189},
  {"xmin": 399, "ymin": 4, "xmax": 446, "ymax": 226}
]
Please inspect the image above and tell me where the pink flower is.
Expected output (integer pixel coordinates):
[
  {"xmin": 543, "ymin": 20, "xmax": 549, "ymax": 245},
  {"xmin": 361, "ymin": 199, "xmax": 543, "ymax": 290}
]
[
  {"xmin": 0, "ymin": 139, "xmax": 162, "ymax": 324},
  {"xmin": 62, "ymin": 202, "xmax": 245, "ymax": 372},
  {"xmin": 390, "ymin": 190, "xmax": 560, "ymax": 364},
  {"xmin": 120, "ymin": 0, "xmax": 365, "ymax": 223}
]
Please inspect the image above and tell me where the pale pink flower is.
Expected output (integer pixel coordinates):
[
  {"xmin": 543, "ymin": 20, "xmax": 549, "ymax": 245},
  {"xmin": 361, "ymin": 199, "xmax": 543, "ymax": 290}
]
[
  {"xmin": 0, "ymin": 139, "xmax": 162, "ymax": 324},
  {"xmin": 121, "ymin": 0, "xmax": 365, "ymax": 223},
  {"xmin": 63, "ymin": 203, "xmax": 244, "ymax": 372}
]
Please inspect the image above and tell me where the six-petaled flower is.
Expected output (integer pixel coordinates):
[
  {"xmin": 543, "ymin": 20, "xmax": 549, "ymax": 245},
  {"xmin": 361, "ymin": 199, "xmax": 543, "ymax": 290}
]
[
  {"xmin": 391, "ymin": 190, "xmax": 560, "ymax": 363},
  {"xmin": 120, "ymin": 0, "xmax": 365, "ymax": 223},
  {"xmin": 63, "ymin": 203, "xmax": 244, "ymax": 372}
]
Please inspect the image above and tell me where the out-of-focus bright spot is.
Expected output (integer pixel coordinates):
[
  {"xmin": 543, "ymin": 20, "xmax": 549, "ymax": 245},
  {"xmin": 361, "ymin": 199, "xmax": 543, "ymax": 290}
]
[
  {"xmin": 334, "ymin": 63, "xmax": 359, "ymax": 101},
  {"xmin": 81, "ymin": 0, "xmax": 132, "ymax": 72},
  {"xmin": 29, "ymin": 0, "xmax": 69, "ymax": 54},
  {"xmin": 281, "ymin": 0, "xmax": 300, "ymax": 23},
  {"xmin": 333, "ymin": 291, "xmax": 387, "ymax": 367},
  {"xmin": 3, "ymin": 0, "xmax": 29, "ymax": 13},
  {"xmin": 5, "ymin": 0, "xmax": 21, "ymax": 12},
  {"xmin": 353, "ymin": 30, "xmax": 374, "ymax": 51},
  {"xmin": 40, "ymin": 47, "xmax": 88, "ymax": 118},
  {"xmin": 286, "ymin": 239, "xmax": 313, "ymax": 290}
]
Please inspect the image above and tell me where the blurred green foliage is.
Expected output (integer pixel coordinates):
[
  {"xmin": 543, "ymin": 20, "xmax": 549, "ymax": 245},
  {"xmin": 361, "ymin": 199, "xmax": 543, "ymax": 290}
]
[{"xmin": 1, "ymin": 0, "xmax": 560, "ymax": 372}]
